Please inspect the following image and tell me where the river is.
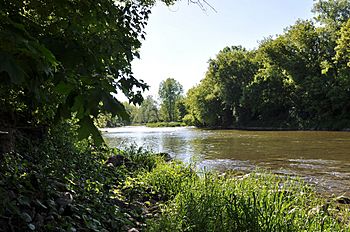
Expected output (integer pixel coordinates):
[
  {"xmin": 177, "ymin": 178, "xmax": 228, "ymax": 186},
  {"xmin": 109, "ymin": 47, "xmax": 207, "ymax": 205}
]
[{"xmin": 103, "ymin": 126, "xmax": 350, "ymax": 194}]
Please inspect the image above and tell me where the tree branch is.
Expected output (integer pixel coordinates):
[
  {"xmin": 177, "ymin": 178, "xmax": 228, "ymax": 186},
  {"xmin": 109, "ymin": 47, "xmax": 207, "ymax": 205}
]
[{"xmin": 188, "ymin": 0, "xmax": 217, "ymax": 13}]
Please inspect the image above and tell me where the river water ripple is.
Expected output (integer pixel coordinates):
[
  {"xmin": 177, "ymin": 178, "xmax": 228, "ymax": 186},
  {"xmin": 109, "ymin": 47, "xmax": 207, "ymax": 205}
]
[{"xmin": 103, "ymin": 126, "xmax": 350, "ymax": 194}]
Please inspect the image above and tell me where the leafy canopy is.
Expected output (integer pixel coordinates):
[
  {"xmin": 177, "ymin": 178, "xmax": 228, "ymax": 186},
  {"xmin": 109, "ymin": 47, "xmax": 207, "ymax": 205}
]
[
  {"xmin": 158, "ymin": 78, "xmax": 183, "ymax": 122},
  {"xmin": 184, "ymin": 0, "xmax": 350, "ymax": 129},
  {"xmin": 0, "ymin": 0, "xmax": 175, "ymax": 144}
]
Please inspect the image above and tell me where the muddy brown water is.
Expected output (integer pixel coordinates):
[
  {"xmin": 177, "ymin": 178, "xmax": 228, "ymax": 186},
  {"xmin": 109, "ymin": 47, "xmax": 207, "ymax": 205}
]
[{"xmin": 103, "ymin": 126, "xmax": 350, "ymax": 194}]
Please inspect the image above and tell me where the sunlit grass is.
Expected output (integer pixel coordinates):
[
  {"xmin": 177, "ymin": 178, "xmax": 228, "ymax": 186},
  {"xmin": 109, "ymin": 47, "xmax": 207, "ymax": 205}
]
[{"xmin": 138, "ymin": 161, "xmax": 350, "ymax": 232}]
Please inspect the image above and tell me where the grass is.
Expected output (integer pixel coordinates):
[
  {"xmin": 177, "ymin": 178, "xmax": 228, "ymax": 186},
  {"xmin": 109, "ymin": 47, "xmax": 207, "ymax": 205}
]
[
  {"xmin": 138, "ymin": 165, "xmax": 350, "ymax": 232},
  {"xmin": 1, "ymin": 125, "xmax": 349, "ymax": 231}
]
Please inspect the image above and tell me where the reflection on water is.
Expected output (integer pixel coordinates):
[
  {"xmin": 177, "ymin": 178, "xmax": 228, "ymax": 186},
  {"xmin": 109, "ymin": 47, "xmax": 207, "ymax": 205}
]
[{"xmin": 103, "ymin": 126, "xmax": 350, "ymax": 194}]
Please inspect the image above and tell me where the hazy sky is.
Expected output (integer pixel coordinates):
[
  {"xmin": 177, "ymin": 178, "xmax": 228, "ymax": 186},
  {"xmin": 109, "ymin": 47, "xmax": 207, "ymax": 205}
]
[{"xmin": 129, "ymin": 0, "xmax": 315, "ymax": 100}]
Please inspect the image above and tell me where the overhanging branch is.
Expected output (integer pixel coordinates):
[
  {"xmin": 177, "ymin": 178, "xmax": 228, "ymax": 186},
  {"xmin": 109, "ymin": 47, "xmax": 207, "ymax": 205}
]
[{"xmin": 188, "ymin": 0, "xmax": 217, "ymax": 13}]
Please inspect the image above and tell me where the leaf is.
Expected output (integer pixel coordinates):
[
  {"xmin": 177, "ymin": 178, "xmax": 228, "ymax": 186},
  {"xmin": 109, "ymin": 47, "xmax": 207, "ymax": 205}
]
[
  {"xmin": 31, "ymin": 41, "xmax": 58, "ymax": 67},
  {"xmin": 0, "ymin": 52, "xmax": 26, "ymax": 84},
  {"xmin": 54, "ymin": 81, "xmax": 75, "ymax": 96},
  {"xmin": 18, "ymin": 195, "xmax": 31, "ymax": 207},
  {"xmin": 77, "ymin": 116, "xmax": 104, "ymax": 145},
  {"xmin": 102, "ymin": 94, "xmax": 129, "ymax": 120},
  {"xmin": 72, "ymin": 95, "xmax": 85, "ymax": 119}
]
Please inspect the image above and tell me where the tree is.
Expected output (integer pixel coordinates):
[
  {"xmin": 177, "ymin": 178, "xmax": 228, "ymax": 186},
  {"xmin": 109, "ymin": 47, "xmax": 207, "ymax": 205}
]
[
  {"xmin": 133, "ymin": 95, "xmax": 159, "ymax": 123},
  {"xmin": 255, "ymin": 20, "xmax": 343, "ymax": 127},
  {"xmin": 175, "ymin": 97, "xmax": 187, "ymax": 121},
  {"xmin": 332, "ymin": 19, "xmax": 350, "ymax": 125},
  {"xmin": 335, "ymin": 19, "xmax": 350, "ymax": 68},
  {"xmin": 0, "ymin": 0, "xmax": 176, "ymax": 146},
  {"xmin": 313, "ymin": 0, "xmax": 350, "ymax": 29},
  {"xmin": 182, "ymin": 0, "xmax": 350, "ymax": 130},
  {"xmin": 206, "ymin": 46, "xmax": 258, "ymax": 126},
  {"xmin": 185, "ymin": 78, "xmax": 225, "ymax": 127},
  {"xmin": 158, "ymin": 78, "xmax": 183, "ymax": 122}
]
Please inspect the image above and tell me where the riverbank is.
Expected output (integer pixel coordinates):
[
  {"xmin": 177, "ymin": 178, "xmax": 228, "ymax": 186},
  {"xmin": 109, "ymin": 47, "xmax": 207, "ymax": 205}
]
[
  {"xmin": 1, "ymin": 127, "xmax": 349, "ymax": 231},
  {"xmin": 146, "ymin": 122, "xmax": 186, "ymax": 127},
  {"xmin": 200, "ymin": 125, "xmax": 350, "ymax": 131},
  {"xmin": 103, "ymin": 126, "xmax": 350, "ymax": 195}
]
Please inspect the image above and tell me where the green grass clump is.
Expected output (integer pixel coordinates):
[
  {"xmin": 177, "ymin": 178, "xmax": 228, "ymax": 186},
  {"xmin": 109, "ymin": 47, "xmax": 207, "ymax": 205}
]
[
  {"xmin": 140, "ymin": 166, "xmax": 350, "ymax": 231},
  {"xmin": 140, "ymin": 161, "xmax": 197, "ymax": 200},
  {"xmin": 146, "ymin": 122, "xmax": 186, "ymax": 127}
]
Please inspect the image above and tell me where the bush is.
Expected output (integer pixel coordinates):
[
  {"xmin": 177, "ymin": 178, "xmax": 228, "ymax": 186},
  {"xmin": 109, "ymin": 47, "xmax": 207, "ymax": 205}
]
[
  {"xmin": 146, "ymin": 122, "xmax": 186, "ymax": 127},
  {"xmin": 182, "ymin": 114, "xmax": 196, "ymax": 126},
  {"xmin": 0, "ymin": 123, "xmax": 166, "ymax": 231}
]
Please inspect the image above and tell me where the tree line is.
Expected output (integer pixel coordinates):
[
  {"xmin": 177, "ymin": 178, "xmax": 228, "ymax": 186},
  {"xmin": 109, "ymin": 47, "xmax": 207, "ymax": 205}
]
[
  {"xmin": 183, "ymin": 0, "xmax": 350, "ymax": 129},
  {"xmin": 96, "ymin": 77, "xmax": 185, "ymax": 127},
  {"xmin": 1, "ymin": 0, "xmax": 349, "ymax": 141},
  {"xmin": 99, "ymin": 0, "xmax": 350, "ymax": 130}
]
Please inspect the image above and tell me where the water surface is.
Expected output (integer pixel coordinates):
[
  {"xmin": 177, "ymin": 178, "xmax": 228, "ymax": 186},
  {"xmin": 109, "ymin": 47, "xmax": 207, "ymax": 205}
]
[{"xmin": 103, "ymin": 126, "xmax": 350, "ymax": 194}]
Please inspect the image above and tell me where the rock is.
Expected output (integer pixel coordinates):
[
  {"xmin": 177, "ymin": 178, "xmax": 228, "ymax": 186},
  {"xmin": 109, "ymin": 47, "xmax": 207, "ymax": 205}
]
[
  {"xmin": 336, "ymin": 196, "xmax": 350, "ymax": 204},
  {"xmin": 53, "ymin": 181, "xmax": 69, "ymax": 192},
  {"xmin": 106, "ymin": 155, "xmax": 131, "ymax": 167},
  {"xmin": 56, "ymin": 192, "xmax": 73, "ymax": 210},
  {"xmin": 157, "ymin": 152, "xmax": 172, "ymax": 162}
]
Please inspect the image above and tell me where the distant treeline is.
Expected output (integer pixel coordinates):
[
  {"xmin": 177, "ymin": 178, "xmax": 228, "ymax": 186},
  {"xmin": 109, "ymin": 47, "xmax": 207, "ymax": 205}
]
[
  {"xmin": 98, "ymin": 1, "xmax": 350, "ymax": 130},
  {"xmin": 95, "ymin": 78, "xmax": 186, "ymax": 127},
  {"xmin": 184, "ymin": 1, "xmax": 350, "ymax": 130}
]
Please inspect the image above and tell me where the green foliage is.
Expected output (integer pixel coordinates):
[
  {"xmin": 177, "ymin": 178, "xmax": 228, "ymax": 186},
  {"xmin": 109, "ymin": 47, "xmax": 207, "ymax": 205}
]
[
  {"xmin": 182, "ymin": 114, "xmax": 197, "ymax": 126},
  {"xmin": 185, "ymin": 78, "xmax": 225, "ymax": 127},
  {"xmin": 95, "ymin": 102, "xmax": 139, "ymax": 128},
  {"xmin": 0, "ymin": 0, "xmax": 176, "ymax": 144},
  {"xmin": 133, "ymin": 95, "xmax": 160, "ymax": 124},
  {"xmin": 184, "ymin": 0, "xmax": 350, "ymax": 130},
  {"xmin": 159, "ymin": 78, "xmax": 184, "ymax": 122},
  {"xmin": 242, "ymin": 65, "xmax": 295, "ymax": 126},
  {"xmin": 146, "ymin": 170, "xmax": 350, "ymax": 231},
  {"xmin": 140, "ymin": 161, "xmax": 197, "ymax": 200},
  {"xmin": 185, "ymin": 46, "xmax": 258, "ymax": 127},
  {"xmin": 313, "ymin": 0, "xmax": 350, "ymax": 29},
  {"xmin": 146, "ymin": 121, "xmax": 186, "ymax": 127},
  {"xmin": 175, "ymin": 97, "xmax": 188, "ymax": 122},
  {"xmin": 335, "ymin": 19, "xmax": 350, "ymax": 68},
  {"xmin": 0, "ymin": 124, "xmax": 168, "ymax": 231}
]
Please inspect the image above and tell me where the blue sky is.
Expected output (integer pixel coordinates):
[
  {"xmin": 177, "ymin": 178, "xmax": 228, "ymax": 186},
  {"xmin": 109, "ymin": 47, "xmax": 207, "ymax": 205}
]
[{"xmin": 129, "ymin": 0, "xmax": 315, "ymax": 101}]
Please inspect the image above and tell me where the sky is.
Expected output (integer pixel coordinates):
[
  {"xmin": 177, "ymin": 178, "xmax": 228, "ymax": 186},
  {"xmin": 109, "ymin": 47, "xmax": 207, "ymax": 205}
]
[{"xmin": 128, "ymin": 0, "xmax": 315, "ymax": 101}]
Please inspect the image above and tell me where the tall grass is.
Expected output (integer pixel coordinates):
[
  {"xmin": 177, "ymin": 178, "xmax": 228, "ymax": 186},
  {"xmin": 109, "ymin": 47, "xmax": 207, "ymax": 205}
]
[{"xmin": 140, "ymin": 163, "xmax": 350, "ymax": 232}]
